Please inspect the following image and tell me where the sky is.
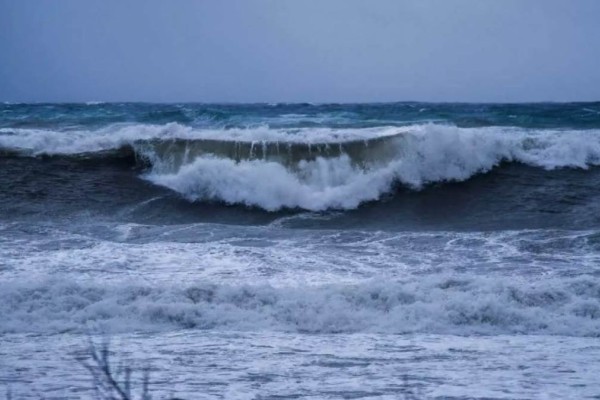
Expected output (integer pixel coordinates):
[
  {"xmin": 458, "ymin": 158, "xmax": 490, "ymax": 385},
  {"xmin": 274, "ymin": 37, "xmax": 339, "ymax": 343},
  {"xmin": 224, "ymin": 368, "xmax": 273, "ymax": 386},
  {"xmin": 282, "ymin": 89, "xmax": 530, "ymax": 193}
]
[{"xmin": 1, "ymin": 0, "xmax": 599, "ymax": 103}]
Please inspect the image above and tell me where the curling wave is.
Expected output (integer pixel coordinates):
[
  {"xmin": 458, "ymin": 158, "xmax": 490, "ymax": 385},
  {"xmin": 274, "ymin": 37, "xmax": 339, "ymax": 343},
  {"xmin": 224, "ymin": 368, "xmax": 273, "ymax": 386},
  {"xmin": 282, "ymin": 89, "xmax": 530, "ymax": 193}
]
[
  {"xmin": 2, "ymin": 123, "xmax": 600, "ymax": 210},
  {"xmin": 144, "ymin": 124, "xmax": 600, "ymax": 210}
]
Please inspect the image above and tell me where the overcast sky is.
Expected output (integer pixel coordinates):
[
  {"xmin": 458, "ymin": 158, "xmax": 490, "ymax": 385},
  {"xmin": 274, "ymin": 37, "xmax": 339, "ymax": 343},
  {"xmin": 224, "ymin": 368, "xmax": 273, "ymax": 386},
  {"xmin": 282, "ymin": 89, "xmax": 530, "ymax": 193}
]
[{"xmin": 1, "ymin": 0, "xmax": 599, "ymax": 103}]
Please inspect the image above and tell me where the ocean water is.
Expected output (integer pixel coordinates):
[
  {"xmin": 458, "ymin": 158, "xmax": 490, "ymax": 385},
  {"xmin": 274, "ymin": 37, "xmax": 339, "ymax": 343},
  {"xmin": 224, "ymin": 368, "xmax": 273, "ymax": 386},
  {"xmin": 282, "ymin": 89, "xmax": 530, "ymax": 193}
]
[{"xmin": 1, "ymin": 102, "xmax": 600, "ymax": 399}]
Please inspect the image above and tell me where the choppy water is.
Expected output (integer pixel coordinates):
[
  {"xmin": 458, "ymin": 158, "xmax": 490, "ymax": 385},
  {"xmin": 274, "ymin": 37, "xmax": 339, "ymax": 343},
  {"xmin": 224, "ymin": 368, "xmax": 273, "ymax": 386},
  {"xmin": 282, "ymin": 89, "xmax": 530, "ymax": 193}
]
[{"xmin": 1, "ymin": 103, "xmax": 600, "ymax": 399}]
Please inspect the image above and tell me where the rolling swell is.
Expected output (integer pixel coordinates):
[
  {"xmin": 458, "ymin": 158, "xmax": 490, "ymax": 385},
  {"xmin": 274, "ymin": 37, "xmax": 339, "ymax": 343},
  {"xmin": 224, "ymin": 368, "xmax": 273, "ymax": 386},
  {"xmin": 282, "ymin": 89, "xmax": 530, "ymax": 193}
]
[{"xmin": 2, "ymin": 123, "xmax": 600, "ymax": 211}]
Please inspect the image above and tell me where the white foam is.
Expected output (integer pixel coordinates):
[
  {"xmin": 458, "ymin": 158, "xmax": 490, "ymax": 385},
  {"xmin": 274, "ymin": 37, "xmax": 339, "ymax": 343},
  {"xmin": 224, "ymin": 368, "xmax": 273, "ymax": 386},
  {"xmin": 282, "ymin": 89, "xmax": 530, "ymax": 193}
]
[
  {"xmin": 146, "ymin": 155, "xmax": 396, "ymax": 211},
  {"xmin": 3, "ymin": 123, "xmax": 600, "ymax": 210},
  {"xmin": 3, "ymin": 224, "xmax": 597, "ymax": 290},
  {"xmin": 147, "ymin": 124, "xmax": 600, "ymax": 210},
  {"xmin": 1, "ymin": 275, "xmax": 598, "ymax": 336}
]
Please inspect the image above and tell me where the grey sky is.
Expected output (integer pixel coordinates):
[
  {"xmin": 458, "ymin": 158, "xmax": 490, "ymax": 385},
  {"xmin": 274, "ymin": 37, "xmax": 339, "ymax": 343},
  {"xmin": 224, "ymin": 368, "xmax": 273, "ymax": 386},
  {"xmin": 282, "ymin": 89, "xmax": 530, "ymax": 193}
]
[{"xmin": 1, "ymin": 0, "xmax": 599, "ymax": 103}]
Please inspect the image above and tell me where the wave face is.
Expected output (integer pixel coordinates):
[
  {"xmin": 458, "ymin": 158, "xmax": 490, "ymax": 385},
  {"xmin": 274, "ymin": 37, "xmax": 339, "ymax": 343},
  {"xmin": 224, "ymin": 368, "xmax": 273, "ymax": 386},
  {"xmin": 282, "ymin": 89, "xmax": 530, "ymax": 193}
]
[
  {"xmin": 2, "ymin": 121, "xmax": 600, "ymax": 210},
  {"xmin": 145, "ymin": 125, "xmax": 600, "ymax": 210},
  {"xmin": 2, "ymin": 275, "xmax": 599, "ymax": 336}
]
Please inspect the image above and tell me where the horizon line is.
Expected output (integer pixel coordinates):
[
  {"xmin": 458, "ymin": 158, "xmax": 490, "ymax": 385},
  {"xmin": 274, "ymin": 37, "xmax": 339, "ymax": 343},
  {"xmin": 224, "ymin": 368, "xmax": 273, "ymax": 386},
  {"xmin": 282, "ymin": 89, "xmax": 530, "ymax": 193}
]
[{"xmin": 3, "ymin": 99, "xmax": 600, "ymax": 106}]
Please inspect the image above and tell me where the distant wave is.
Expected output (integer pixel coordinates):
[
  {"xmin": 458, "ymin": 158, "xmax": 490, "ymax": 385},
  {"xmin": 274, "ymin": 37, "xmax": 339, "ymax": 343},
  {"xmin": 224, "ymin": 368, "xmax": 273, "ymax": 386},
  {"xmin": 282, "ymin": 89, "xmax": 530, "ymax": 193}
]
[
  {"xmin": 2, "ymin": 274, "xmax": 599, "ymax": 336},
  {"xmin": 2, "ymin": 123, "xmax": 600, "ymax": 210}
]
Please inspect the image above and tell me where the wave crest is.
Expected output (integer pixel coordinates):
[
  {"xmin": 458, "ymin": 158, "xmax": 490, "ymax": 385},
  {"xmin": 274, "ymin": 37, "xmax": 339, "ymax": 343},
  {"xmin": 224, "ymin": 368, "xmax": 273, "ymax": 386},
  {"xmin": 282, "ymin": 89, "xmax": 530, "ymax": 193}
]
[
  {"xmin": 2, "ymin": 123, "xmax": 600, "ymax": 210},
  {"xmin": 146, "ymin": 124, "xmax": 600, "ymax": 210}
]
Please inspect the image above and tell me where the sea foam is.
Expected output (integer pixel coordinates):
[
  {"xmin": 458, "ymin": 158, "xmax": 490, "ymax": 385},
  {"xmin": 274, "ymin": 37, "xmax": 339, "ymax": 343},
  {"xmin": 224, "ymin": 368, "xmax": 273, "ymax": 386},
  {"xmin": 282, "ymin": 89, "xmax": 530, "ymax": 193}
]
[
  {"xmin": 1, "ymin": 275, "xmax": 599, "ymax": 336},
  {"xmin": 146, "ymin": 124, "xmax": 600, "ymax": 210},
  {"xmin": 3, "ymin": 123, "xmax": 600, "ymax": 210}
]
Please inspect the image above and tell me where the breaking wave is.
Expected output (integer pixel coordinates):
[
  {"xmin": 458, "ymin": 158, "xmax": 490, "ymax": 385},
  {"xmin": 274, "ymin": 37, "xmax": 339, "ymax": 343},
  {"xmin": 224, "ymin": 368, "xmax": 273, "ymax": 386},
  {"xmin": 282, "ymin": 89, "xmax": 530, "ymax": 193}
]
[
  {"xmin": 2, "ymin": 123, "xmax": 600, "ymax": 210},
  {"xmin": 2, "ymin": 275, "xmax": 599, "ymax": 336}
]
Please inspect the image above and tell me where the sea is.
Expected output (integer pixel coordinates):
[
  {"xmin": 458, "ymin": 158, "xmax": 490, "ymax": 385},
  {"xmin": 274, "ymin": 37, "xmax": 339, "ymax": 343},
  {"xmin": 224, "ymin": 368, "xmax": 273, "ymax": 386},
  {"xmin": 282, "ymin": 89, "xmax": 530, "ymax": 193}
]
[{"xmin": 1, "ymin": 102, "xmax": 600, "ymax": 399}]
